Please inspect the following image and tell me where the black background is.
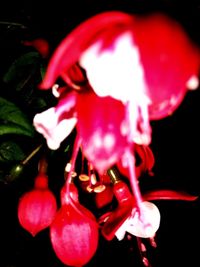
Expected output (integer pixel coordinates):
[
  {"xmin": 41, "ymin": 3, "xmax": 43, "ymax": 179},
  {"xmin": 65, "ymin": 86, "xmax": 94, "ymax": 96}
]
[{"xmin": 0, "ymin": 1, "xmax": 200, "ymax": 267}]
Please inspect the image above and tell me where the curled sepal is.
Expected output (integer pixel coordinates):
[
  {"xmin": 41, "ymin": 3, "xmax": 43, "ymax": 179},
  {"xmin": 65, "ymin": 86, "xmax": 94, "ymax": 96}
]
[
  {"xmin": 142, "ymin": 189, "xmax": 198, "ymax": 201},
  {"xmin": 40, "ymin": 11, "xmax": 134, "ymax": 89},
  {"xmin": 117, "ymin": 144, "xmax": 155, "ymax": 179}
]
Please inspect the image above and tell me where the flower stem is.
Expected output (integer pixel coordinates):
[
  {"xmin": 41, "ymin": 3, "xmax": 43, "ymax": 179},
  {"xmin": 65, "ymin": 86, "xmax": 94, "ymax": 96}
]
[
  {"xmin": 21, "ymin": 144, "xmax": 43, "ymax": 165},
  {"xmin": 38, "ymin": 156, "xmax": 48, "ymax": 174},
  {"xmin": 0, "ymin": 21, "xmax": 27, "ymax": 29},
  {"xmin": 136, "ymin": 237, "xmax": 152, "ymax": 267},
  {"xmin": 65, "ymin": 135, "xmax": 81, "ymax": 199}
]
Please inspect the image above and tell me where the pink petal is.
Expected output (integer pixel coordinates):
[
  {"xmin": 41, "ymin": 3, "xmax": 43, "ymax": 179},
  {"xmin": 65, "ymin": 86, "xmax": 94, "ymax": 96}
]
[
  {"xmin": 76, "ymin": 90, "xmax": 131, "ymax": 173},
  {"xmin": 133, "ymin": 13, "xmax": 200, "ymax": 119}
]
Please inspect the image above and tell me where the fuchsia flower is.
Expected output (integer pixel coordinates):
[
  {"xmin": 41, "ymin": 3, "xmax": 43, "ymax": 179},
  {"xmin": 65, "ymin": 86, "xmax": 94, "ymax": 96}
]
[
  {"xmin": 34, "ymin": 10, "xmax": 200, "ymax": 172},
  {"xmin": 34, "ymin": 86, "xmax": 132, "ymax": 173},
  {"xmin": 32, "ymin": 11, "xmax": 200, "ymax": 266},
  {"xmin": 99, "ymin": 178, "xmax": 198, "ymax": 241}
]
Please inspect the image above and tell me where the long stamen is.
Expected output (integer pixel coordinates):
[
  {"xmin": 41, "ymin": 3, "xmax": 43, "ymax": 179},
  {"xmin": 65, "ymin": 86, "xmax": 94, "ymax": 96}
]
[
  {"xmin": 126, "ymin": 149, "xmax": 143, "ymax": 211},
  {"xmin": 127, "ymin": 149, "xmax": 155, "ymax": 237},
  {"xmin": 136, "ymin": 237, "xmax": 152, "ymax": 267}
]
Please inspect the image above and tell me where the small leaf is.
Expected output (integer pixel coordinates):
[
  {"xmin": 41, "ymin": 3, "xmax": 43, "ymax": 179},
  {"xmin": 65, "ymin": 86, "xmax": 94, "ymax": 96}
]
[
  {"xmin": 0, "ymin": 97, "xmax": 34, "ymax": 137},
  {"xmin": 0, "ymin": 141, "xmax": 25, "ymax": 163}
]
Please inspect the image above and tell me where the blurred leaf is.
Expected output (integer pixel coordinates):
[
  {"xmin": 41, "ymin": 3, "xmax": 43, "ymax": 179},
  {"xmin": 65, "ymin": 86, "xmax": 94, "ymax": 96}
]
[
  {"xmin": 3, "ymin": 51, "xmax": 41, "ymax": 87},
  {"xmin": 0, "ymin": 97, "xmax": 34, "ymax": 137},
  {"xmin": 0, "ymin": 141, "xmax": 25, "ymax": 163},
  {"xmin": 40, "ymin": 63, "xmax": 46, "ymax": 79},
  {"xmin": 30, "ymin": 96, "xmax": 48, "ymax": 111}
]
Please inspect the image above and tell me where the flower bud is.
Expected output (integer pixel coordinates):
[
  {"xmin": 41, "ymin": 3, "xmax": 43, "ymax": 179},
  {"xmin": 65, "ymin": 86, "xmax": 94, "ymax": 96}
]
[
  {"xmin": 50, "ymin": 183, "xmax": 99, "ymax": 266},
  {"xmin": 17, "ymin": 174, "xmax": 57, "ymax": 236}
]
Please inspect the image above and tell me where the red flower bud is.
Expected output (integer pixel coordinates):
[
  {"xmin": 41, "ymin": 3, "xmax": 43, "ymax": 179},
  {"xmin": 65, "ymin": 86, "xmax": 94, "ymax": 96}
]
[
  {"xmin": 50, "ymin": 183, "xmax": 99, "ymax": 267},
  {"xmin": 17, "ymin": 174, "xmax": 57, "ymax": 236}
]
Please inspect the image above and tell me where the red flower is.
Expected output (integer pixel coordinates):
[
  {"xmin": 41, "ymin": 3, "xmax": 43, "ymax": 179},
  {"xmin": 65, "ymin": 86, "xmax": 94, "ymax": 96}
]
[
  {"xmin": 18, "ymin": 174, "xmax": 57, "ymax": 236},
  {"xmin": 39, "ymin": 11, "xmax": 199, "ymax": 120},
  {"xmin": 32, "ymin": 11, "xmax": 199, "ymax": 255},
  {"xmin": 99, "ymin": 179, "xmax": 198, "ymax": 241}
]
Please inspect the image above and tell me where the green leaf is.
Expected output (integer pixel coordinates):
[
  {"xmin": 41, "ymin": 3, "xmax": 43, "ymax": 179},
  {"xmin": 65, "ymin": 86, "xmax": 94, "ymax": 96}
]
[
  {"xmin": 3, "ymin": 51, "xmax": 41, "ymax": 85},
  {"xmin": 0, "ymin": 141, "xmax": 25, "ymax": 163},
  {"xmin": 0, "ymin": 97, "xmax": 34, "ymax": 137},
  {"xmin": 40, "ymin": 63, "xmax": 46, "ymax": 79}
]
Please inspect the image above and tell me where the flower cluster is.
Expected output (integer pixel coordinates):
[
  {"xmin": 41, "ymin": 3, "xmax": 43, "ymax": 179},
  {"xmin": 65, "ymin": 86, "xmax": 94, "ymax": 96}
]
[{"xmin": 17, "ymin": 10, "xmax": 199, "ymax": 267}]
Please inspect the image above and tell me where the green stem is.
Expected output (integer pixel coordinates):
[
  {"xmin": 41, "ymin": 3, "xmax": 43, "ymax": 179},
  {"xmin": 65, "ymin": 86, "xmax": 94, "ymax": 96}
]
[
  {"xmin": 0, "ymin": 21, "xmax": 27, "ymax": 29},
  {"xmin": 21, "ymin": 144, "xmax": 43, "ymax": 165}
]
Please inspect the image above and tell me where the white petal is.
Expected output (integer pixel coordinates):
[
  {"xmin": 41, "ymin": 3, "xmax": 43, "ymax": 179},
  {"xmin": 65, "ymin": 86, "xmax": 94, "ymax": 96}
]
[
  {"xmin": 126, "ymin": 202, "xmax": 160, "ymax": 238},
  {"xmin": 33, "ymin": 108, "xmax": 77, "ymax": 150},
  {"xmin": 115, "ymin": 219, "xmax": 129, "ymax": 241},
  {"xmin": 80, "ymin": 32, "xmax": 147, "ymax": 103}
]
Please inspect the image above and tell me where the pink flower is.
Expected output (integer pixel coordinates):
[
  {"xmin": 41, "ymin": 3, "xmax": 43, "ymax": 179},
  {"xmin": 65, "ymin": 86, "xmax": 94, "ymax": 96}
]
[
  {"xmin": 32, "ymin": 12, "xmax": 199, "ymax": 249},
  {"xmin": 100, "ymin": 182, "xmax": 198, "ymax": 241},
  {"xmin": 34, "ymin": 11, "xmax": 199, "ymax": 170}
]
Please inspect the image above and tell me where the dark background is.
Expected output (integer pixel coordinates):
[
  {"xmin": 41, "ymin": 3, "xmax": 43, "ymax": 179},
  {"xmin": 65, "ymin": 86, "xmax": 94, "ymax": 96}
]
[{"xmin": 0, "ymin": 1, "xmax": 200, "ymax": 267}]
